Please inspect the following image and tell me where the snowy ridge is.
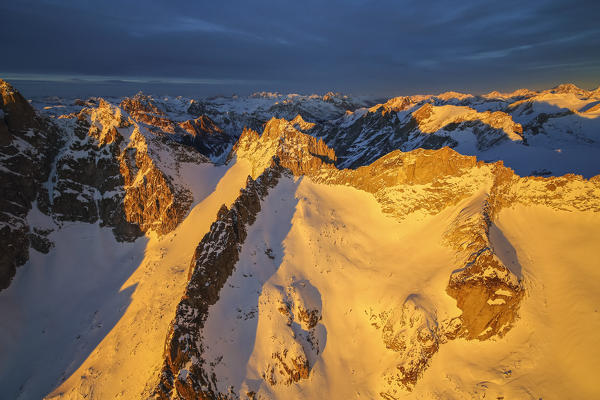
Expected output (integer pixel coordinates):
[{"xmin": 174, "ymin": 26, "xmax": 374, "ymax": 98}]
[{"xmin": 154, "ymin": 164, "xmax": 284, "ymax": 399}]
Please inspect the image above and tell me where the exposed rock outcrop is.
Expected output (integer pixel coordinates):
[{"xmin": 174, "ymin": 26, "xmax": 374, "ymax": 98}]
[
  {"xmin": 368, "ymin": 96, "xmax": 414, "ymax": 115},
  {"xmin": 122, "ymin": 93, "xmax": 234, "ymax": 159},
  {"xmin": 153, "ymin": 164, "xmax": 283, "ymax": 399},
  {"xmin": 369, "ymin": 295, "xmax": 440, "ymax": 394},
  {"xmin": 47, "ymin": 99, "xmax": 204, "ymax": 238},
  {"xmin": 547, "ymin": 83, "xmax": 591, "ymax": 97},
  {"xmin": 120, "ymin": 92, "xmax": 176, "ymax": 133},
  {"xmin": 260, "ymin": 280, "xmax": 323, "ymax": 387},
  {"xmin": 234, "ymin": 118, "xmax": 491, "ymax": 220},
  {"xmin": 443, "ymin": 190, "xmax": 524, "ymax": 341},
  {"xmin": 41, "ymin": 100, "xmax": 141, "ymax": 240},
  {"xmin": 1, "ymin": 84, "xmax": 211, "ymax": 290},
  {"xmin": 177, "ymin": 115, "xmax": 233, "ymax": 157},
  {"xmin": 118, "ymin": 127, "xmax": 199, "ymax": 236},
  {"xmin": 231, "ymin": 117, "xmax": 336, "ymax": 178},
  {"xmin": 0, "ymin": 79, "xmax": 62, "ymax": 289},
  {"xmin": 260, "ymin": 290, "xmax": 310, "ymax": 386}
]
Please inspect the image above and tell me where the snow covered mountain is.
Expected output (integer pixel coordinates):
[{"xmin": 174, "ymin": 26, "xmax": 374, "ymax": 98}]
[{"xmin": 1, "ymin": 79, "xmax": 599, "ymax": 400}]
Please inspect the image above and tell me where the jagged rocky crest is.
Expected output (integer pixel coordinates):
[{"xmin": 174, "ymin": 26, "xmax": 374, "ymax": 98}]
[
  {"xmin": 121, "ymin": 92, "xmax": 235, "ymax": 159},
  {"xmin": 0, "ymin": 81, "xmax": 209, "ymax": 288},
  {"xmin": 0, "ymin": 80, "xmax": 62, "ymax": 288},
  {"xmin": 154, "ymin": 163, "xmax": 284, "ymax": 399},
  {"xmin": 46, "ymin": 98, "xmax": 206, "ymax": 238}
]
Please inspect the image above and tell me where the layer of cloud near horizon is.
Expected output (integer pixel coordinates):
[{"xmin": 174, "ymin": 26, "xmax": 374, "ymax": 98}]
[{"xmin": 1, "ymin": 0, "xmax": 599, "ymax": 96}]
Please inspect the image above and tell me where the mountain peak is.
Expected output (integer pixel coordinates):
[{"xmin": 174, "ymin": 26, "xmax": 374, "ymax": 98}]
[
  {"xmin": 0, "ymin": 79, "xmax": 17, "ymax": 96},
  {"xmin": 434, "ymin": 91, "xmax": 474, "ymax": 101},
  {"xmin": 549, "ymin": 83, "xmax": 588, "ymax": 96},
  {"xmin": 482, "ymin": 88, "xmax": 536, "ymax": 99},
  {"xmin": 233, "ymin": 116, "xmax": 336, "ymax": 178},
  {"xmin": 0, "ymin": 79, "xmax": 36, "ymax": 134},
  {"xmin": 290, "ymin": 114, "xmax": 316, "ymax": 131},
  {"xmin": 369, "ymin": 96, "xmax": 414, "ymax": 115}
]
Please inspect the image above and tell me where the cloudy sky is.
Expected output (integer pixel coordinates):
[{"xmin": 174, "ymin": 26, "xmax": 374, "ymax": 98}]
[{"xmin": 1, "ymin": 0, "xmax": 599, "ymax": 97}]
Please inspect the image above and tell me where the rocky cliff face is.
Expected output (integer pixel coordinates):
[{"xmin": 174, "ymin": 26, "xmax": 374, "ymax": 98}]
[
  {"xmin": 38, "ymin": 100, "xmax": 140, "ymax": 240},
  {"xmin": 120, "ymin": 93, "xmax": 177, "ymax": 133},
  {"xmin": 231, "ymin": 117, "xmax": 336, "ymax": 178},
  {"xmin": 176, "ymin": 115, "xmax": 234, "ymax": 158},
  {"xmin": 121, "ymin": 92, "xmax": 234, "ymax": 159},
  {"xmin": 50, "ymin": 98, "xmax": 208, "ymax": 237},
  {"xmin": 443, "ymin": 190, "xmax": 524, "ymax": 341},
  {"xmin": 0, "ymin": 79, "xmax": 62, "ymax": 289},
  {"xmin": 1, "ymin": 83, "xmax": 210, "ymax": 290},
  {"xmin": 154, "ymin": 164, "xmax": 283, "ymax": 400}
]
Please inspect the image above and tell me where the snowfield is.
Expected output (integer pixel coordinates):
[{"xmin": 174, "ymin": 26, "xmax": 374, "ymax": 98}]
[
  {"xmin": 199, "ymin": 176, "xmax": 458, "ymax": 398},
  {"xmin": 191, "ymin": 178, "xmax": 600, "ymax": 399}
]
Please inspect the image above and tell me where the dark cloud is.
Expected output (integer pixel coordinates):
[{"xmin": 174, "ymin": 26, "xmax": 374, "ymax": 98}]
[{"xmin": 1, "ymin": 0, "xmax": 598, "ymax": 97}]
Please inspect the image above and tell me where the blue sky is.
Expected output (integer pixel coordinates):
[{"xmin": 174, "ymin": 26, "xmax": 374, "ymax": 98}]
[{"xmin": 1, "ymin": 0, "xmax": 599, "ymax": 97}]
